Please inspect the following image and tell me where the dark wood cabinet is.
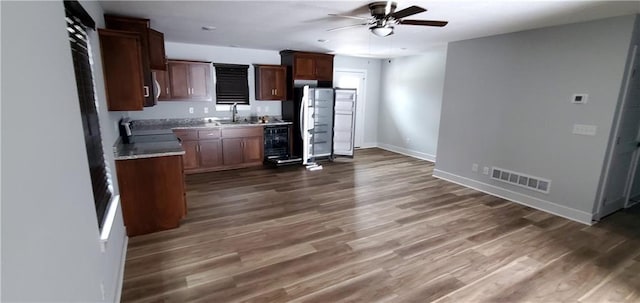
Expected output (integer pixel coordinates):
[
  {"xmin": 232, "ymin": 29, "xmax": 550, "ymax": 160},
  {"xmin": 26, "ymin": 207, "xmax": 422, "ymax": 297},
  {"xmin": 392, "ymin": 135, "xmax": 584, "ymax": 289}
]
[
  {"xmin": 281, "ymin": 51, "xmax": 334, "ymax": 81},
  {"xmin": 98, "ymin": 29, "xmax": 145, "ymax": 111},
  {"xmin": 148, "ymin": 29, "xmax": 166, "ymax": 70},
  {"xmin": 174, "ymin": 126, "xmax": 264, "ymax": 174},
  {"xmin": 199, "ymin": 141, "xmax": 223, "ymax": 167},
  {"xmin": 222, "ymin": 127, "xmax": 264, "ymax": 167},
  {"xmin": 105, "ymin": 15, "xmax": 165, "ymax": 108},
  {"xmin": 254, "ymin": 65, "xmax": 287, "ymax": 100},
  {"xmin": 243, "ymin": 136, "xmax": 263, "ymax": 163},
  {"xmin": 181, "ymin": 141, "xmax": 199, "ymax": 170},
  {"xmin": 222, "ymin": 138, "xmax": 244, "ymax": 166},
  {"xmin": 168, "ymin": 60, "xmax": 213, "ymax": 101},
  {"xmin": 152, "ymin": 69, "xmax": 171, "ymax": 100},
  {"xmin": 116, "ymin": 155, "xmax": 186, "ymax": 236}
]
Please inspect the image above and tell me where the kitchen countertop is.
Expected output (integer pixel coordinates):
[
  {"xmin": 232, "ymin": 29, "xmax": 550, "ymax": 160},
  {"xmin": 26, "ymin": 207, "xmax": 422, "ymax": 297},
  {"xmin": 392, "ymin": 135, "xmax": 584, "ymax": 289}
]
[
  {"xmin": 130, "ymin": 118, "xmax": 292, "ymax": 135},
  {"xmin": 114, "ymin": 118, "xmax": 292, "ymax": 160},
  {"xmin": 115, "ymin": 139, "xmax": 185, "ymax": 161}
]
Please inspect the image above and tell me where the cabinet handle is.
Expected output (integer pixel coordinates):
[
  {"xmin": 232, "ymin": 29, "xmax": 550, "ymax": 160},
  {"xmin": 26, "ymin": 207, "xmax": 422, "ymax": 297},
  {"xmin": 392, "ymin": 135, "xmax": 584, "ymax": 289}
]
[
  {"xmin": 143, "ymin": 86, "xmax": 150, "ymax": 97},
  {"xmin": 274, "ymin": 88, "xmax": 277, "ymax": 96},
  {"xmin": 166, "ymin": 87, "xmax": 170, "ymax": 95}
]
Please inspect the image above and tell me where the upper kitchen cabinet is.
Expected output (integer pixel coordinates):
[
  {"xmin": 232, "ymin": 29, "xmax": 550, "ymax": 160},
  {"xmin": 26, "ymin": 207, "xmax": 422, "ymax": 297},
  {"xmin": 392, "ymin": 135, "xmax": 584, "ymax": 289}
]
[
  {"xmin": 98, "ymin": 29, "xmax": 145, "ymax": 111},
  {"xmin": 105, "ymin": 15, "xmax": 167, "ymax": 70},
  {"xmin": 280, "ymin": 51, "xmax": 334, "ymax": 81},
  {"xmin": 104, "ymin": 15, "xmax": 167, "ymax": 108},
  {"xmin": 254, "ymin": 65, "xmax": 287, "ymax": 101},
  {"xmin": 167, "ymin": 60, "xmax": 213, "ymax": 101},
  {"xmin": 147, "ymin": 29, "xmax": 167, "ymax": 70}
]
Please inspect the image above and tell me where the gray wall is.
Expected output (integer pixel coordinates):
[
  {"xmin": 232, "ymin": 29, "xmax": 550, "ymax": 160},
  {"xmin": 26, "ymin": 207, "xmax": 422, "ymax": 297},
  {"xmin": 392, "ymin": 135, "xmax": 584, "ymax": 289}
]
[
  {"xmin": 2, "ymin": 1, "xmax": 126, "ymax": 301},
  {"xmin": 333, "ymin": 55, "xmax": 382, "ymax": 147},
  {"xmin": 376, "ymin": 46, "xmax": 448, "ymax": 161},
  {"xmin": 434, "ymin": 15, "xmax": 636, "ymax": 220},
  {"xmin": 126, "ymin": 42, "xmax": 283, "ymax": 120}
]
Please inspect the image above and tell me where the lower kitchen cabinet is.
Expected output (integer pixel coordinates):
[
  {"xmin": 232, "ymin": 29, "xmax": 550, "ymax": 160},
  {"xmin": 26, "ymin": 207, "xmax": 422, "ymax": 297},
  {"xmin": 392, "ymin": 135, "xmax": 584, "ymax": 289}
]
[
  {"xmin": 116, "ymin": 155, "xmax": 186, "ymax": 236},
  {"xmin": 222, "ymin": 138, "xmax": 244, "ymax": 166},
  {"xmin": 174, "ymin": 126, "xmax": 264, "ymax": 174},
  {"xmin": 181, "ymin": 140, "xmax": 199, "ymax": 170},
  {"xmin": 199, "ymin": 140, "xmax": 223, "ymax": 167}
]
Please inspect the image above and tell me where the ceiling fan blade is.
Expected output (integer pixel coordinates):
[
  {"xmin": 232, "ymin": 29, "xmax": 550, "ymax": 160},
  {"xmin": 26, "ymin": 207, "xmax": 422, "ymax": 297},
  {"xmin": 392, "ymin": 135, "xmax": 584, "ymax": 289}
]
[
  {"xmin": 390, "ymin": 6, "xmax": 426, "ymax": 19},
  {"xmin": 327, "ymin": 23, "xmax": 368, "ymax": 32},
  {"xmin": 328, "ymin": 13, "xmax": 369, "ymax": 21},
  {"xmin": 399, "ymin": 19, "xmax": 448, "ymax": 27}
]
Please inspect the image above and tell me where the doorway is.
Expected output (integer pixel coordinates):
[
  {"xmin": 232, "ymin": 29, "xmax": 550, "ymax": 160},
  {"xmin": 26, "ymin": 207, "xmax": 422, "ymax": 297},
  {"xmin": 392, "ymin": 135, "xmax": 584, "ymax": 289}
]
[
  {"xmin": 334, "ymin": 70, "xmax": 367, "ymax": 148},
  {"xmin": 597, "ymin": 45, "xmax": 640, "ymax": 219}
]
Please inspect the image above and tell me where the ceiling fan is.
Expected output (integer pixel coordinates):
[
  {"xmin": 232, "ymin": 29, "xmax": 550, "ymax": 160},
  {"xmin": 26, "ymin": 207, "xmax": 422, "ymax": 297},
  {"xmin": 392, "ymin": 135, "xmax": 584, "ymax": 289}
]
[{"xmin": 328, "ymin": 1, "xmax": 448, "ymax": 37}]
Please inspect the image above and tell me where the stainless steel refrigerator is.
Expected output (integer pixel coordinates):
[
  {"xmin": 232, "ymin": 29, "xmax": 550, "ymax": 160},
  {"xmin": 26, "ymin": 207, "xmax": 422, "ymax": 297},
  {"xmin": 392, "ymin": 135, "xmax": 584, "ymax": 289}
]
[{"xmin": 282, "ymin": 85, "xmax": 357, "ymax": 165}]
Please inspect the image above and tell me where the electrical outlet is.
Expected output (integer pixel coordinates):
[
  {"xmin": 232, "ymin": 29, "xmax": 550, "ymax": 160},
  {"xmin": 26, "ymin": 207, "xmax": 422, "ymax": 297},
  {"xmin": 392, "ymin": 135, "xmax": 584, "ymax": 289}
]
[
  {"xmin": 204, "ymin": 107, "xmax": 209, "ymax": 114},
  {"xmin": 472, "ymin": 163, "xmax": 479, "ymax": 172},
  {"xmin": 483, "ymin": 166, "xmax": 490, "ymax": 175},
  {"xmin": 572, "ymin": 124, "xmax": 597, "ymax": 136},
  {"xmin": 188, "ymin": 107, "xmax": 194, "ymax": 114}
]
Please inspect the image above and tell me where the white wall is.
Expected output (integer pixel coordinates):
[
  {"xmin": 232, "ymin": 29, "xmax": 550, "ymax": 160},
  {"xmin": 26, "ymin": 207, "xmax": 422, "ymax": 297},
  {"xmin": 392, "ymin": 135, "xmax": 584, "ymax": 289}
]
[
  {"xmin": 376, "ymin": 46, "xmax": 448, "ymax": 161},
  {"xmin": 2, "ymin": 1, "xmax": 126, "ymax": 301},
  {"xmin": 434, "ymin": 15, "xmax": 637, "ymax": 223},
  {"xmin": 126, "ymin": 42, "xmax": 283, "ymax": 120},
  {"xmin": 333, "ymin": 55, "xmax": 382, "ymax": 147}
]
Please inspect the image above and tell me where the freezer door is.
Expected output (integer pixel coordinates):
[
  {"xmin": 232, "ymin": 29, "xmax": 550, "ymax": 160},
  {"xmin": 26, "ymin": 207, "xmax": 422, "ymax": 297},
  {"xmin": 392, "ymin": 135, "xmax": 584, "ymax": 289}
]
[{"xmin": 333, "ymin": 88, "xmax": 357, "ymax": 157}]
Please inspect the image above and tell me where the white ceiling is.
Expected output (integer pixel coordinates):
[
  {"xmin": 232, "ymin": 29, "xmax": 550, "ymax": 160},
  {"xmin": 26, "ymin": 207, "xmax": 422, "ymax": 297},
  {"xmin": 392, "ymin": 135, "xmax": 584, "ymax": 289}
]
[{"xmin": 99, "ymin": 0, "xmax": 640, "ymax": 58}]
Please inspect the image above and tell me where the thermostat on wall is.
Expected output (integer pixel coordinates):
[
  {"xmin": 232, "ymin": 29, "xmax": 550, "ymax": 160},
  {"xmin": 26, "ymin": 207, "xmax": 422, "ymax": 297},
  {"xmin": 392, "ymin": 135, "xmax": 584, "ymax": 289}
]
[{"xmin": 571, "ymin": 93, "xmax": 588, "ymax": 104}]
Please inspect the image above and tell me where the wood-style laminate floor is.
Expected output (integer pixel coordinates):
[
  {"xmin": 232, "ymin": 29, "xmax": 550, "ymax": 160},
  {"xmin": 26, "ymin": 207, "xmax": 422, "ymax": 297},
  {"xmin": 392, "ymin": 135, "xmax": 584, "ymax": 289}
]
[{"xmin": 122, "ymin": 148, "xmax": 640, "ymax": 303}]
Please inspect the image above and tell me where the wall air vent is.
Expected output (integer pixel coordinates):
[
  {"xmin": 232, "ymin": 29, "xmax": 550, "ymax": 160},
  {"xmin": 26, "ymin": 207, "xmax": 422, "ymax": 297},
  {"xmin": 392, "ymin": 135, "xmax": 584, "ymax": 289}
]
[{"xmin": 490, "ymin": 167, "xmax": 551, "ymax": 194}]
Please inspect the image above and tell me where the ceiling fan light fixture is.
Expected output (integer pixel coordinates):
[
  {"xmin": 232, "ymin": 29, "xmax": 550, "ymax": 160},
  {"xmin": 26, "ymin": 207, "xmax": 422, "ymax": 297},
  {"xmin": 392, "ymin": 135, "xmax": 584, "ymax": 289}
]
[{"xmin": 370, "ymin": 25, "xmax": 394, "ymax": 37}]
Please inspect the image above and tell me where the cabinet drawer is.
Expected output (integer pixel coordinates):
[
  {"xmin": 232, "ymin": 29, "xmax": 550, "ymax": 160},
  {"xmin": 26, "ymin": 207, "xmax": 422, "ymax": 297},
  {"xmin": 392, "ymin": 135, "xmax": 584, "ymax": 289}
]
[
  {"xmin": 173, "ymin": 129, "xmax": 198, "ymax": 141},
  {"xmin": 198, "ymin": 129, "xmax": 221, "ymax": 140},
  {"xmin": 222, "ymin": 127, "xmax": 263, "ymax": 138}
]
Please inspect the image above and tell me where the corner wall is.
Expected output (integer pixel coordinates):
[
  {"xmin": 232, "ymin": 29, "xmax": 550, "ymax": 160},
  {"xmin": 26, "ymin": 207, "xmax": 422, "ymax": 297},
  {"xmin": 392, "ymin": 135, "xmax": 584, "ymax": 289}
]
[
  {"xmin": 2, "ymin": 1, "xmax": 126, "ymax": 301},
  {"xmin": 434, "ymin": 15, "xmax": 637, "ymax": 223},
  {"xmin": 376, "ymin": 46, "xmax": 448, "ymax": 161}
]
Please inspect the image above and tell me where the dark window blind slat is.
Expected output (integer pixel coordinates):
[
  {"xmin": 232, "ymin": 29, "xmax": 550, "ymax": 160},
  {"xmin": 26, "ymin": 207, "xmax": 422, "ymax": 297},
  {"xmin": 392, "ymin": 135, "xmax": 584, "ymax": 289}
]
[
  {"xmin": 66, "ymin": 6, "xmax": 112, "ymax": 228},
  {"xmin": 214, "ymin": 64, "xmax": 249, "ymax": 105}
]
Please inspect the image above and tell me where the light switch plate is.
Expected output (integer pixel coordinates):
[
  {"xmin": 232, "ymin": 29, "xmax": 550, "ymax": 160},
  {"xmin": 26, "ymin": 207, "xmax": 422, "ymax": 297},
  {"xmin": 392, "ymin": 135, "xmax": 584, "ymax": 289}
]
[{"xmin": 573, "ymin": 124, "xmax": 597, "ymax": 136}]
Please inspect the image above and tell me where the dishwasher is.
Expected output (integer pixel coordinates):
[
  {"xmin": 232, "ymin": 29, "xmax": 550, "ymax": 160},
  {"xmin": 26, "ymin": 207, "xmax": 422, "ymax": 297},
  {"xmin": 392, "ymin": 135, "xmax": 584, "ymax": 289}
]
[{"xmin": 264, "ymin": 125, "xmax": 302, "ymax": 167}]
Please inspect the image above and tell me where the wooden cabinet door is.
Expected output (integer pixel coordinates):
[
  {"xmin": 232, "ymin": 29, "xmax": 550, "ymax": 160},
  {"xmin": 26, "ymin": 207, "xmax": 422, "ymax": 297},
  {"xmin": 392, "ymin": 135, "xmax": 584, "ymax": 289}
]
[
  {"xmin": 315, "ymin": 55, "xmax": 334, "ymax": 81},
  {"xmin": 222, "ymin": 138, "xmax": 244, "ymax": 165},
  {"xmin": 153, "ymin": 69, "xmax": 171, "ymax": 100},
  {"xmin": 169, "ymin": 62, "xmax": 190, "ymax": 99},
  {"xmin": 256, "ymin": 66, "xmax": 276, "ymax": 100},
  {"xmin": 273, "ymin": 66, "xmax": 287, "ymax": 100},
  {"xmin": 181, "ymin": 141, "xmax": 199, "ymax": 170},
  {"xmin": 199, "ymin": 140, "xmax": 222, "ymax": 167},
  {"xmin": 243, "ymin": 137, "xmax": 263, "ymax": 163},
  {"xmin": 148, "ymin": 28, "xmax": 166, "ymax": 70},
  {"xmin": 294, "ymin": 55, "xmax": 316, "ymax": 79},
  {"xmin": 98, "ymin": 29, "xmax": 145, "ymax": 111},
  {"xmin": 188, "ymin": 63, "xmax": 212, "ymax": 101}
]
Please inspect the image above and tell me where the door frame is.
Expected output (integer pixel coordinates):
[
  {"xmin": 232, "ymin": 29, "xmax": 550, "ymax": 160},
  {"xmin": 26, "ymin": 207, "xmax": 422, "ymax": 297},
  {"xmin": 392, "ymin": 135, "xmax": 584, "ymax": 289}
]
[
  {"xmin": 334, "ymin": 68, "xmax": 368, "ymax": 148},
  {"xmin": 594, "ymin": 45, "xmax": 638, "ymax": 220},
  {"xmin": 625, "ymin": 147, "xmax": 640, "ymax": 208}
]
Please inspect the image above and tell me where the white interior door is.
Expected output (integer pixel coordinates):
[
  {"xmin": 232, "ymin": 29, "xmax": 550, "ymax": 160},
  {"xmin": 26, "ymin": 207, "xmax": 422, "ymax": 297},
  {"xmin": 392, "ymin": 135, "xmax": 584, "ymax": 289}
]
[
  {"xmin": 598, "ymin": 45, "xmax": 640, "ymax": 218},
  {"xmin": 335, "ymin": 70, "xmax": 366, "ymax": 148}
]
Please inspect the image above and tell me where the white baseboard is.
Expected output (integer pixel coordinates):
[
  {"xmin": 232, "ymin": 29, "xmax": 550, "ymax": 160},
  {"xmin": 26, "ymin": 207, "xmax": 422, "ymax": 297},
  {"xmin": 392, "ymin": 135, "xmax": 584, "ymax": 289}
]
[
  {"xmin": 376, "ymin": 143, "xmax": 436, "ymax": 163},
  {"xmin": 357, "ymin": 142, "xmax": 378, "ymax": 149},
  {"xmin": 114, "ymin": 236, "xmax": 128, "ymax": 303},
  {"xmin": 433, "ymin": 169, "xmax": 594, "ymax": 225}
]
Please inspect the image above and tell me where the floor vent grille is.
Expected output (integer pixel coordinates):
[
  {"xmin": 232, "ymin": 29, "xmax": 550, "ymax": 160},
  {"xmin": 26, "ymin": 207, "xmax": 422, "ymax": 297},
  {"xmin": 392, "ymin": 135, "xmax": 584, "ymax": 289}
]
[{"xmin": 491, "ymin": 167, "xmax": 551, "ymax": 194}]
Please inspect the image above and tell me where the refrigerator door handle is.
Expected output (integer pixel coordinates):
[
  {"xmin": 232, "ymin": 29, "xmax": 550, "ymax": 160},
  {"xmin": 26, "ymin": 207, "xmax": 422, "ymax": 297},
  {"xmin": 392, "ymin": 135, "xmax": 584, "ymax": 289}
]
[{"xmin": 299, "ymin": 96, "xmax": 304, "ymax": 139}]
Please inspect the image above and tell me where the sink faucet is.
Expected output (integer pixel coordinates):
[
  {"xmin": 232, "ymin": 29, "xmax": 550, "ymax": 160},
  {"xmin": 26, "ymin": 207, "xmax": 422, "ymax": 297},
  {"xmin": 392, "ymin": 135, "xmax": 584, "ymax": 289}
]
[{"xmin": 231, "ymin": 102, "xmax": 238, "ymax": 122}]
